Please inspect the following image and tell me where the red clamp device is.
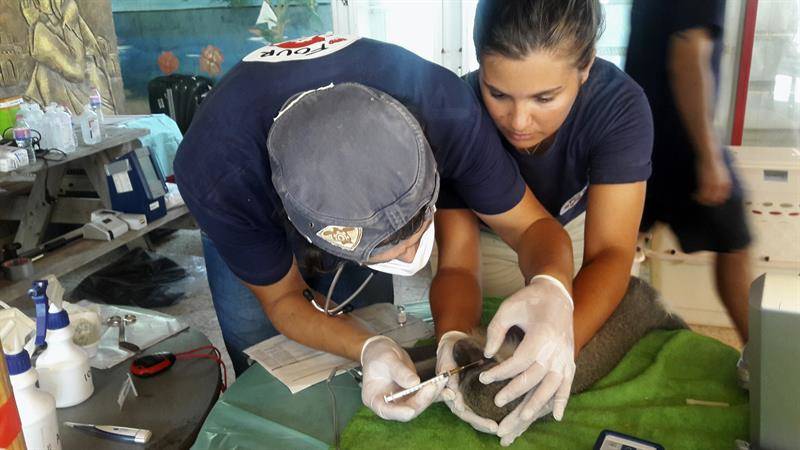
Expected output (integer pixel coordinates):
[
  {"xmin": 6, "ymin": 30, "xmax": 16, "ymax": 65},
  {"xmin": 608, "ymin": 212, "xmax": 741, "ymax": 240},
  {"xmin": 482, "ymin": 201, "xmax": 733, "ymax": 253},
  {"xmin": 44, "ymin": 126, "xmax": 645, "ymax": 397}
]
[{"xmin": 130, "ymin": 352, "xmax": 176, "ymax": 378}]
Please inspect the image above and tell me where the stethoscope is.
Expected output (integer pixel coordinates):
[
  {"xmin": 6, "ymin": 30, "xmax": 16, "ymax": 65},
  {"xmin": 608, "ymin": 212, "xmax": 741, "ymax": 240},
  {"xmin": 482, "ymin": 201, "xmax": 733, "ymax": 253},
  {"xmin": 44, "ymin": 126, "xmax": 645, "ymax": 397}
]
[
  {"xmin": 303, "ymin": 261, "xmax": 374, "ymax": 316},
  {"xmin": 301, "ymin": 203, "xmax": 435, "ymax": 316}
]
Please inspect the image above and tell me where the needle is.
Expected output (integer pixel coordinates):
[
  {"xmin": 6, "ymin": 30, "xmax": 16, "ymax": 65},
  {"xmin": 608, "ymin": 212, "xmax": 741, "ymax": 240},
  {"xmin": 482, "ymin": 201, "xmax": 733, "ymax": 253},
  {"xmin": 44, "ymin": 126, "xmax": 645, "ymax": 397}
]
[{"xmin": 383, "ymin": 359, "xmax": 484, "ymax": 403}]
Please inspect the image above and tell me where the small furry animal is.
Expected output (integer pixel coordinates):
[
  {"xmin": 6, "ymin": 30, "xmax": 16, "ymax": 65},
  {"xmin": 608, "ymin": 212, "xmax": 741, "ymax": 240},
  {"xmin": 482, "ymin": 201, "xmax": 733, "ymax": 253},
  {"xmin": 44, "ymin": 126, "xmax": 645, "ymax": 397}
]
[
  {"xmin": 452, "ymin": 327, "xmax": 525, "ymax": 422},
  {"xmin": 439, "ymin": 277, "xmax": 687, "ymax": 422}
]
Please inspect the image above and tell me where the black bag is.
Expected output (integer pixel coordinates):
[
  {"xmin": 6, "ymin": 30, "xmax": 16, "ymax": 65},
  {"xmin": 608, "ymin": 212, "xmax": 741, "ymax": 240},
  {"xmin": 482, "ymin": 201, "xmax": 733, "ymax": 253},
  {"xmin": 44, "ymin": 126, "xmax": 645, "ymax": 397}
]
[
  {"xmin": 73, "ymin": 248, "xmax": 188, "ymax": 308},
  {"xmin": 147, "ymin": 74, "xmax": 213, "ymax": 134}
]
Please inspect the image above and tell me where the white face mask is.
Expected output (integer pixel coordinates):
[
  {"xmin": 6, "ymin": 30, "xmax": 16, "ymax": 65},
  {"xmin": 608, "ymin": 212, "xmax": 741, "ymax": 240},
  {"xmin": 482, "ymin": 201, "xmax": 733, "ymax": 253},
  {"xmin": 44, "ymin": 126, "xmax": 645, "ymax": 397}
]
[{"xmin": 367, "ymin": 221, "xmax": 435, "ymax": 277}]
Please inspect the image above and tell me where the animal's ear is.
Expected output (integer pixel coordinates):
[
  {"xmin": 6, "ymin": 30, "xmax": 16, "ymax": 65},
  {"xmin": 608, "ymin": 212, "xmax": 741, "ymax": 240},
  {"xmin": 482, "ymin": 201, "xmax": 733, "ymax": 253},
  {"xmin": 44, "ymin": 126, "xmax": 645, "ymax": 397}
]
[{"xmin": 453, "ymin": 337, "xmax": 484, "ymax": 367}]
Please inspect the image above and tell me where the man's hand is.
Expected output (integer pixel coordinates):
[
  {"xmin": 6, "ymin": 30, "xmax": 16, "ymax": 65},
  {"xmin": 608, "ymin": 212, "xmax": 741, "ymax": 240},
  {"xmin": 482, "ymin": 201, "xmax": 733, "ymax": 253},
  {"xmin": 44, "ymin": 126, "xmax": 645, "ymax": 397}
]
[
  {"xmin": 437, "ymin": 331, "xmax": 500, "ymax": 434},
  {"xmin": 480, "ymin": 276, "xmax": 575, "ymax": 427},
  {"xmin": 361, "ymin": 336, "xmax": 443, "ymax": 422},
  {"xmin": 695, "ymin": 156, "xmax": 732, "ymax": 206}
]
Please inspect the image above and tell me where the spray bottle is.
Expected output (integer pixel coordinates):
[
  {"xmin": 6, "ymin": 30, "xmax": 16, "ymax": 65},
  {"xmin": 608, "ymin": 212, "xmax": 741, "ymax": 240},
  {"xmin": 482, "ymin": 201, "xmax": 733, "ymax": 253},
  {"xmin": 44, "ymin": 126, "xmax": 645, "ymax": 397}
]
[
  {"xmin": 30, "ymin": 278, "xmax": 94, "ymax": 407},
  {"xmin": 0, "ymin": 310, "xmax": 61, "ymax": 450}
]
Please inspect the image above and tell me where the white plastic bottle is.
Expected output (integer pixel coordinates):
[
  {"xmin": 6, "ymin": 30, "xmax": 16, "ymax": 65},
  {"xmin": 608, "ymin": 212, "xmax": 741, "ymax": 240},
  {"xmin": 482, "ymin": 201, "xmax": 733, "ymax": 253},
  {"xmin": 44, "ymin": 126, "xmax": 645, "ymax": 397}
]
[
  {"xmin": 24, "ymin": 102, "xmax": 49, "ymax": 149},
  {"xmin": 5, "ymin": 350, "xmax": 61, "ymax": 450},
  {"xmin": 29, "ymin": 280, "xmax": 94, "ymax": 408},
  {"xmin": 44, "ymin": 104, "xmax": 76, "ymax": 153},
  {"xmin": 78, "ymin": 104, "xmax": 102, "ymax": 145},
  {"xmin": 1, "ymin": 313, "xmax": 61, "ymax": 450}
]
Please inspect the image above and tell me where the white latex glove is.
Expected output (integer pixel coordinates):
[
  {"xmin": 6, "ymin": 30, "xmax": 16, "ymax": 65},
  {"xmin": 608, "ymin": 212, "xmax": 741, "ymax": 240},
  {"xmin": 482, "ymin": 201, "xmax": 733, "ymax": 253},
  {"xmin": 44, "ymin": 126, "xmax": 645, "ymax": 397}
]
[
  {"xmin": 497, "ymin": 397, "xmax": 554, "ymax": 447},
  {"xmin": 480, "ymin": 275, "xmax": 576, "ymax": 444},
  {"xmin": 437, "ymin": 330, "xmax": 499, "ymax": 434},
  {"xmin": 360, "ymin": 335, "xmax": 443, "ymax": 422}
]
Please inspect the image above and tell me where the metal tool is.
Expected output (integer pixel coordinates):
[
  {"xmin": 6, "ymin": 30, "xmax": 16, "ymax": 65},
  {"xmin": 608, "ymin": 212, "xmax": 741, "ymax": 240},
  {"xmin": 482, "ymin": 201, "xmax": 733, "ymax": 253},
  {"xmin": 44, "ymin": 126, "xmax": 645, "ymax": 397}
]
[
  {"xmin": 383, "ymin": 359, "xmax": 485, "ymax": 403},
  {"xmin": 64, "ymin": 422, "xmax": 151, "ymax": 444},
  {"xmin": 107, "ymin": 315, "xmax": 140, "ymax": 353}
]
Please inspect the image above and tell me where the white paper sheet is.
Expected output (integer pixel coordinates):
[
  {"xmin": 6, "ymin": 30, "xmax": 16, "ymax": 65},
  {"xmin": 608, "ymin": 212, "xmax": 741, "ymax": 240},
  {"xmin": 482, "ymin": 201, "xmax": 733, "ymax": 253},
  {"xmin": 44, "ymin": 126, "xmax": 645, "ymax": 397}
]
[{"xmin": 243, "ymin": 303, "xmax": 433, "ymax": 394}]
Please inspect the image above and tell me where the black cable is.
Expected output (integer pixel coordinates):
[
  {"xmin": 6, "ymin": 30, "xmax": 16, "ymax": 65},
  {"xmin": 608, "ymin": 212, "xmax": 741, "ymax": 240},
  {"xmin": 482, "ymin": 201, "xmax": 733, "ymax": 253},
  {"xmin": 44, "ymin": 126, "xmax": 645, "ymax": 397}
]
[
  {"xmin": 42, "ymin": 158, "xmax": 56, "ymax": 204},
  {"xmin": 38, "ymin": 149, "xmax": 69, "ymax": 205},
  {"xmin": 4, "ymin": 124, "xmax": 68, "ymax": 202},
  {"xmin": 39, "ymin": 148, "xmax": 67, "ymax": 161},
  {"xmin": 26, "ymin": 126, "xmax": 67, "ymax": 205}
]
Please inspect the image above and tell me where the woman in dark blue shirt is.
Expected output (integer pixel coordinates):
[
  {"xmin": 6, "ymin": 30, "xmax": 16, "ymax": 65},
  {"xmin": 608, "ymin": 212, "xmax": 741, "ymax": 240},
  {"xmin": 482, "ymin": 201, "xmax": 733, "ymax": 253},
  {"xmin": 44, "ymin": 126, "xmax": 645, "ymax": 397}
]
[{"xmin": 431, "ymin": 0, "xmax": 668, "ymax": 444}]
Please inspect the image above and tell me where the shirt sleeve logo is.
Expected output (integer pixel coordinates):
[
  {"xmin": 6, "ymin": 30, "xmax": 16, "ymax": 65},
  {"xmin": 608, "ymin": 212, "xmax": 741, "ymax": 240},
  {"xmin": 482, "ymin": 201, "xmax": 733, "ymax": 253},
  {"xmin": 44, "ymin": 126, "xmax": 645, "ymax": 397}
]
[
  {"xmin": 559, "ymin": 184, "xmax": 589, "ymax": 217},
  {"xmin": 316, "ymin": 225, "xmax": 363, "ymax": 251},
  {"xmin": 243, "ymin": 34, "xmax": 360, "ymax": 63}
]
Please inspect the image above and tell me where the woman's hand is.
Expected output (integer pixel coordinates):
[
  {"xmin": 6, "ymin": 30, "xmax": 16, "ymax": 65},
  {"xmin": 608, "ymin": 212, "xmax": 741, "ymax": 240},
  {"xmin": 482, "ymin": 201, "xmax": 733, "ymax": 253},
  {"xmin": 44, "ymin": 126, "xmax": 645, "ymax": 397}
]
[{"xmin": 480, "ymin": 276, "xmax": 575, "ymax": 428}]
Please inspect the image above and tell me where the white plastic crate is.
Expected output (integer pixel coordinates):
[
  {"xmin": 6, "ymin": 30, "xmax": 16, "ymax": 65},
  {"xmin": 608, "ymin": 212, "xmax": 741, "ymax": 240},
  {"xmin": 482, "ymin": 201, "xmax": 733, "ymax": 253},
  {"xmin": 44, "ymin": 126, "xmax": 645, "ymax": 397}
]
[
  {"xmin": 646, "ymin": 146, "xmax": 800, "ymax": 327},
  {"xmin": 734, "ymin": 147, "xmax": 800, "ymax": 264}
]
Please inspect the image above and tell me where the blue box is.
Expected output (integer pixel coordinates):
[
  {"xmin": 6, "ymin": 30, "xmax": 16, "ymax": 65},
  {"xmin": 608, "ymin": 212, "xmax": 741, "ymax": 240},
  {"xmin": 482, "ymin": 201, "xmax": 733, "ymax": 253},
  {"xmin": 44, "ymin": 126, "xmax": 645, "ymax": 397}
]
[{"xmin": 106, "ymin": 147, "xmax": 168, "ymax": 223}]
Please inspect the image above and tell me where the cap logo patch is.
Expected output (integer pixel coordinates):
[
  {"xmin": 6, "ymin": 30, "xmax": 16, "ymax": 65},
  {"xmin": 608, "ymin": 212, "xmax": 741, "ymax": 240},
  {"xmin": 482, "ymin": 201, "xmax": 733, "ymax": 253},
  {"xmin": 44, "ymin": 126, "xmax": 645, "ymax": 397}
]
[{"xmin": 316, "ymin": 225, "xmax": 363, "ymax": 251}]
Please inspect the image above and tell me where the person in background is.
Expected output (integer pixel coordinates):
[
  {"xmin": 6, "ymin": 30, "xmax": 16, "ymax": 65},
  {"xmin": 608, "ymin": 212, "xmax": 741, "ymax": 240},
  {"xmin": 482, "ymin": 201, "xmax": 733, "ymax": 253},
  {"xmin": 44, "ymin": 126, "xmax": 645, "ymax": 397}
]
[
  {"xmin": 175, "ymin": 35, "xmax": 573, "ymax": 423},
  {"xmin": 431, "ymin": 0, "xmax": 661, "ymax": 445},
  {"xmin": 626, "ymin": 0, "xmax": 751, "ymax": 342}
]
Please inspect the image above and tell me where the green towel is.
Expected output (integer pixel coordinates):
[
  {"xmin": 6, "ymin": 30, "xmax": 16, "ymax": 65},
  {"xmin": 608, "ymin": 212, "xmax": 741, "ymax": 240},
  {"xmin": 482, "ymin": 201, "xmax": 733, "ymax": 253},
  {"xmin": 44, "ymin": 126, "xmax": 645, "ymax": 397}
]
[{"xmin": 339, "ymin": 299, "xmax": 748, "ymax": 449}]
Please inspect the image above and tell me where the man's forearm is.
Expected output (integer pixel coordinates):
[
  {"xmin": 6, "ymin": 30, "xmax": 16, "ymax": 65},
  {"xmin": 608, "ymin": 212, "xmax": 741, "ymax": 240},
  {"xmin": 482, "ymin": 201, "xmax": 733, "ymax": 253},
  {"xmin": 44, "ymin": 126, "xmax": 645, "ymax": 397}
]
[
  {"xmin": 516, "ymin": 218, "xmax": 574, "ymax": 292},
  {"xmin": 262, "ymin": 291, "xmax": 374, "ymax": 361},
  {"xmin": 571, "ymin": 248, "xmax": 633, "ymax": 352},
  {"xmin": 430, "ymin": 268, "xmax": 483, "ymax": 339},
  {"xmin": 668, "ymin": 30, "xmax": 720, "ymax": 163}
]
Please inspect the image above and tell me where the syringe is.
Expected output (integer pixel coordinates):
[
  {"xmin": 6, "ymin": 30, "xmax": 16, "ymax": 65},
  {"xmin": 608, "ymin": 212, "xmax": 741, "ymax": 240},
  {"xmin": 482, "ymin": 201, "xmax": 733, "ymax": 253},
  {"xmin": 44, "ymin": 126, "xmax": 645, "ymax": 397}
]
[{"xmin": 383, "ymin": 359, "xmax": 484, "ymax": 403}]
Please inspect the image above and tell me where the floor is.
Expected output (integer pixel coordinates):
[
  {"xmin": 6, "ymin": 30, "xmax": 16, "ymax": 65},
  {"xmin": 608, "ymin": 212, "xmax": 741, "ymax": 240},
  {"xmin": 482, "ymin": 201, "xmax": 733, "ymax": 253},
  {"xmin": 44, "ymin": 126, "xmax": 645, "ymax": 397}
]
[{"xmin": 58, "ymin": 229, "xmax": 743, "ymax": 386}]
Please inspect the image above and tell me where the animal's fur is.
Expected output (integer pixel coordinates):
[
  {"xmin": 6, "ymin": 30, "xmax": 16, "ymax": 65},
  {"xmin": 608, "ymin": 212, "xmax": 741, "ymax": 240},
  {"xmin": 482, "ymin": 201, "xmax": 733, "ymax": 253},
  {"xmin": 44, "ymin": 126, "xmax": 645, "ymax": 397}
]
[{"xmin": 452, "ymin": 327, "xmax": 524, "ymax": 422}]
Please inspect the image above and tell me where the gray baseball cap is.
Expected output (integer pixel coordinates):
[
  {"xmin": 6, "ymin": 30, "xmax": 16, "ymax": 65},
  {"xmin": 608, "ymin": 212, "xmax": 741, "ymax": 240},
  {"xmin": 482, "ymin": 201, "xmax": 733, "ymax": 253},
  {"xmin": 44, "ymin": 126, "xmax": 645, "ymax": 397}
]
[{"xmin": 268, "ymin": 83, "xmax": 440, "ymax": 263}]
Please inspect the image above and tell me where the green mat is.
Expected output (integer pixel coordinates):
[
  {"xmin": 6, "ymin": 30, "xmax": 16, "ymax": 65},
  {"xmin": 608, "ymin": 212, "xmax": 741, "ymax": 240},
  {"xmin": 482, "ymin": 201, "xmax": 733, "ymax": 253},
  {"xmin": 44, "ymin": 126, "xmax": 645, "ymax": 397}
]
[{"xmin": 339, "ymin": 299, "xmax": 749, "ymax": 450}]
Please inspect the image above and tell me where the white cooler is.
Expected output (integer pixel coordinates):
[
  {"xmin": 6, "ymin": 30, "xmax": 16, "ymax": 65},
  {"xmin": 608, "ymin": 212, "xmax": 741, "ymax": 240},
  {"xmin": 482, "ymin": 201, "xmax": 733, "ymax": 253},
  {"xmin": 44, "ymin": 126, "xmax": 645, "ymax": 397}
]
[{"xmin": 645, "ymin": 146, "xmax": 800, "ymax": 326}]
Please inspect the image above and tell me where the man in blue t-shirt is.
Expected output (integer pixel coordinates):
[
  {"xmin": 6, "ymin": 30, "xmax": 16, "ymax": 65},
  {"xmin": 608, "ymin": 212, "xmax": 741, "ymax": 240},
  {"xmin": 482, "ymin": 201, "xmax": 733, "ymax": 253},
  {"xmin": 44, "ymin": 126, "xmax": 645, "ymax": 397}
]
[
  {"xmin": 174, "ymin": 35, "xmax": 574, "ymax": 422},
  {"xmin": 626, "ymin": 1, "xmax": 751, "ymax": 340}
]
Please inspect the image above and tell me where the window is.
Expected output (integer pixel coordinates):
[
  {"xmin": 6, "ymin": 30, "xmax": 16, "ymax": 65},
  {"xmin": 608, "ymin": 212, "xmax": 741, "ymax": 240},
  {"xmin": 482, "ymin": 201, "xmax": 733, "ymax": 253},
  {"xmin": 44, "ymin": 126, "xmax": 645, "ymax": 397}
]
[
  {"xmin": 739, "ymin": 0, "xmax": 800, "ymax": 148},
  {"xmin": 333, "ymin": 0, "xmax": 462, "ymax": 73},
  {"xmin": 334, "ymin": 0, "xmax": 638, "ymax": 75}
]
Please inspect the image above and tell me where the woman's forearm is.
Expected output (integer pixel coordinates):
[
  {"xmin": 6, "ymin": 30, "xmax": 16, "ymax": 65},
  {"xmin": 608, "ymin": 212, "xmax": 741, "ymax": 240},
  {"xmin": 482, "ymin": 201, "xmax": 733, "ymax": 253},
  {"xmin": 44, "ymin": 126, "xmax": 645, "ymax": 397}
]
[
  {"xmin": 516, "ymin": 217, "xmax": 574, "ymax": 291},
  {"xmin": 571, "ymin": 247, "xmax": 633, "ymax": 352},
  {"xmin": 430, "ymin": 267, "xmax": 483, "ymax": 339}
]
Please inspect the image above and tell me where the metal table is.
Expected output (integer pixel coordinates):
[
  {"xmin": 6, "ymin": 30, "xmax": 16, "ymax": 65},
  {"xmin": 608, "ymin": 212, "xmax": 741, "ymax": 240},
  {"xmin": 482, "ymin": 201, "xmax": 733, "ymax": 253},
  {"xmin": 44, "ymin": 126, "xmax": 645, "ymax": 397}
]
[{"xmin": 58, "ymin": 328, "xmax": 221, "ymax": 450}]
